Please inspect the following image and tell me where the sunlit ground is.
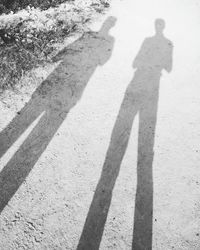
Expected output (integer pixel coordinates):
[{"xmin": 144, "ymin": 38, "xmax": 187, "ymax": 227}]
[{"xmin": 0, "ymin": 0, "xmax": 200, "ymax": 249}]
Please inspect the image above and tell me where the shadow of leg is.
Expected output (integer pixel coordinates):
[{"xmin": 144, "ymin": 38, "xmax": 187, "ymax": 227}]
[
  {"xmin": 132, "ymin": 91, "xmax": 158, "ymax": 250},
  {"xmin": 0, "ymin": 109, "xmax": 64, "ymax": 212},
  {"xmin": 0, "ymin": 96, "xmax": 45, "ymax": 159},
  {"xmin": 77, "ymin": 84, "xmax": 139, "ymax": 250}
]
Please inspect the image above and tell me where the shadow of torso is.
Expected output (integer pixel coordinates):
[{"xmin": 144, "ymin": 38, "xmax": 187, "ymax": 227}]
[
  {"xmin": 131, "ymin": 34, "xmax": 172, "ymax": 93},
  {"xmin": 33, "ymin": 32, "xmax": 114, "ymax": 116}
]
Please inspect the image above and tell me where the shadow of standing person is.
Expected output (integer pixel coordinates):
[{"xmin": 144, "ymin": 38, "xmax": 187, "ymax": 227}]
[
  {"xmin": 77, "ymin": 19, "xmax": 173, "ymax": 250},
  {"xmin": 132, "ymin": 18, "xmax": 173, "ymax": 250},
  {"xmin": 0, "ymin": 16, "xmax": 116, "ymax": 213}
]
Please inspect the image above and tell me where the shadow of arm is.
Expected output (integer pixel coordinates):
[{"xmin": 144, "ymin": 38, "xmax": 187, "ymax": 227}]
[{"xmin": 164, "ymin": 41, "xmax": 173, "ymax": 73}]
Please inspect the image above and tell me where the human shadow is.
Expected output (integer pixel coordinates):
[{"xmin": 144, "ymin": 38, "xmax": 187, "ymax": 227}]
[
  {"xmin": 77, "ymin": 19, "xmax": 173, "ymax": 250},
  {"xmin": 0, "ymin": 16, "xmax": 116, "ymax": 213}
]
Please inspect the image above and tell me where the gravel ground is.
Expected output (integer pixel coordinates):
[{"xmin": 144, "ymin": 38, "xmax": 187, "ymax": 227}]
[{"xmin": 0, "ymin": 0, "xmax": 200, "ymax": 249}]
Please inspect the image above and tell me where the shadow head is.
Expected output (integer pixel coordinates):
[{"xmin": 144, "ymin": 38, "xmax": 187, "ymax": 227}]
[
  {"xmin": 100, "ymin": 16, "xmax": 117, "ymax": 35},
  {"xmin": 155, "ymin": 18, "xmax": 165, "ymax": 34}
]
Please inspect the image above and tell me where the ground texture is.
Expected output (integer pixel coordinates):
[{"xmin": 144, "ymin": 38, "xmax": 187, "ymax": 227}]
[{"xmin": 0, "ymin": 0, "xmax": 200, "ymax": 249}]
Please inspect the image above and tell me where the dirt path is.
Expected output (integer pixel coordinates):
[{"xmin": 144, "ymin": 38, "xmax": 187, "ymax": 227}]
[{"xmin": 1, "ymin": 0, "xmax": 200, "ymax": 249}]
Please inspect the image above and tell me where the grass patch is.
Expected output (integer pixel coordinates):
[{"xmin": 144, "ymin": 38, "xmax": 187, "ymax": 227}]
[{"xmin": 0, "ymin": 0, "xmax": 110, "ymax": 89}]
